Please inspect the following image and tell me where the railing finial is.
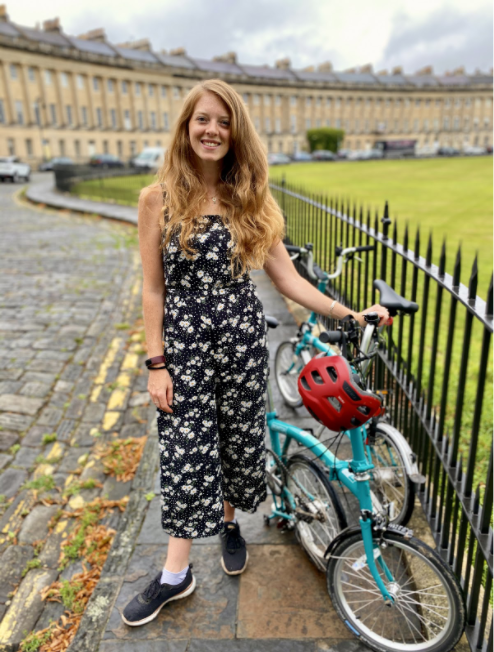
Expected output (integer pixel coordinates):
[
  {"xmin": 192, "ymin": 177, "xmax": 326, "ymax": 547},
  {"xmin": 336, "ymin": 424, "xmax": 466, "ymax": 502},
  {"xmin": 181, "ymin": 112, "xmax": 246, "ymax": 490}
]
[{"xmin": 381, "ymin": 200, "xmax": 391, "ymax": 241}]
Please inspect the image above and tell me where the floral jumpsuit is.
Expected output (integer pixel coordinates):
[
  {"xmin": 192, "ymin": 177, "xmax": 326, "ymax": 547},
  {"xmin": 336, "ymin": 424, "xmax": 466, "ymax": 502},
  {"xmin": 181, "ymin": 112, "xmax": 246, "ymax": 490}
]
[{"xmin": 156, "ymin": 197, "xmax": 269, "ymax": 539}]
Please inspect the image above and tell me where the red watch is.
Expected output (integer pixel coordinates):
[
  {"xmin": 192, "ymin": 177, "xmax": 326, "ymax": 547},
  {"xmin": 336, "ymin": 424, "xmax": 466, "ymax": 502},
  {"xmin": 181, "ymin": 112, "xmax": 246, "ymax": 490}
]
[{"xmin": 145, "ymin": 355, "xmax": 166, "ymax": 369}]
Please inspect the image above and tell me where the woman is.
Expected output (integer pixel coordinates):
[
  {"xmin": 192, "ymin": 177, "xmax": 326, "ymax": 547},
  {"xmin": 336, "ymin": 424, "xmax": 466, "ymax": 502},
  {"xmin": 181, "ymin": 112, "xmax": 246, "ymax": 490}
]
[{"xmin": 122, "ymin": 79, "xmax": 389, "ymax": 627}]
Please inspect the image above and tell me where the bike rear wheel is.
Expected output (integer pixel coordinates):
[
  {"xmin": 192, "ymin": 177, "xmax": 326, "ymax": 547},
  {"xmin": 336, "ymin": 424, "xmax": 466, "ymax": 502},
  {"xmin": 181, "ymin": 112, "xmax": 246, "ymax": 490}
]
[
  {"xmin": 274, "ymin": 341, "xmax": 312, "ymax": 408},
  {"xmin": 286, "ymin": 453, "xmax": 347, "ymax": 572},
  {"xmin": 326, "ymin": 531, "xmax": 465, "ymax": 652}
]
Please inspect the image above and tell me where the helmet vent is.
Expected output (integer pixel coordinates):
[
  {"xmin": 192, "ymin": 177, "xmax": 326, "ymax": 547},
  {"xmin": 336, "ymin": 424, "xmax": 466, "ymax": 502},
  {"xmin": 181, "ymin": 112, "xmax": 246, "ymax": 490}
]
[
  {"xmin": 327, "ymin": 366, "xmax": 338, "ymax": 382},
  {"xmin": 311, "ymin": 370, "xmax": 324, "ymax": 385},
  {"xmin": 300, "ymin": 376, "xmax": 311, "ymax": 391},
  {"xmin": 343, "ymin": 380, "xmax": 361, "ymax": 401},
  {"xmin": 358, "ymin": 405, "xmax": 371, "ymax": 416},
  {"xmin": 327, "ymin": 396, "xmax": 342, "ymax": 412},
  {"xmin": 350, "ymin": 416, "xmax": 363, "ymax": 427}
]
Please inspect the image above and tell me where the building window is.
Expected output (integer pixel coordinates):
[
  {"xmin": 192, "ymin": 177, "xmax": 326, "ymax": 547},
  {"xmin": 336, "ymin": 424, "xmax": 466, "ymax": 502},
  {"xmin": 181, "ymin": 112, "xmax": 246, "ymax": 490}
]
[
  {"xmin": 275, "ymin": 94, "xmax": 281, "ymax": 106},
  {"xmin": 316, "ymin": 118, "xmax": 321, "ymax": 128},
  {"xmin": 143, "ymin": 140, "xmax": 149, "ymax": 148},
  {"xmin": 130, "ymin": 140, "xmax": 137, "ymax": 156},
  {"xmin": 117, "ymin": 140, "xmax": 123, "ymax": 158},
  {"xmin": 242, "ymin": 93, "xmax": 248, "ymax": 104},
  {"xmin": 403, "ymin": 119, "xmax": 409, "ymax": 132},
  {"xmin": 59, "ymin": 139, "xmax": 65, "ymax": 156},
  {"xmin": 103, "ymin": 140, "xmax": 109, "ymax": 154},
  {"xmin": 485, "ymin": 98, "xmax": 492, "ymax": 108},
  {"xmin": 443, "ymin": 117, "xmax": 449, "ymax": 130},
  {"xmin": 265, "ymin": 117, "xmax": 271, "ymax": 133},
  {"xmin": 444, "ymin": 98, "xmax": 450, "ymax": 108},
  {"xmin": 326, "ymin": 118, "xmax": 331, "ymax": 127},
  {"xmin": 290, "ymin": 114, "xmax": 296, "ymax": 133},
  {"xmin": 464, "ymin": 117, "xmax": 470, "ymax": 131},
  {"xmin": 137, "ymin": 110, "xmax": 144, "ymax": 129},
  {"xmin": 61, "ymin": 72, "xmax": 68, "ymax": 88},
  {"xmin": 290, "ymin": 95, "xmax": 297, "ymax": 107},
  {"xmin": 305, "ymin": 96, "xmax": 311, "ymax": 107},
  {"xmin": 433, "ymin": 118, "xmax": 439, "ymax": 131},
  {"xmin": 306, "ymin": 118, "xmax": 311, "ymax": 129},
  {"xmin": 404, "ymin": 98, "xmax": 410, "ymax": 107},
  {"xmin": 50, "ymin": 104, "xmax": 57, "ymax": 125},
  {"xmin": 156, "ymin": 140, "xmax": 161, "ymax": 147},
  {"xmin": 393, "ymin": 119, "xmax": 399, "ymax": 132},
  {"xmin": 122, "ymin": 80, "xmax": 128, "ymax": 94},
  {"xmin": 88, "ymin": 140, "xmax": 96, "ymax": 156},
  {"xmin": 335, "ymin": 118, "xmax": 341, "ymax": 129},
  {"xmin": 81, "ymin": 106, "xmax": 88, "ymax": 126},
  {"xmin": 424, "ymin": 119, "xmax": 429, "ymax": 132},
  {"xmin": 484, "ymin": 117, "xmax": 490, "ymax": 129},
  {"xmin": 254, "ymin": 116, "xmax": 260, "ymax": 131},
  {"xmin": 475, "ymin": 98, "xmax": 481, "ymax": 107},
  {"xmin": 395, "ymin": 99, "xmax": 401, "ymax": 107},
  {"xmin": 264, "ymin": 94, "xmax": 271, "ymax": 106},
  {"xmin": 316, "ymin": 96, "xmax": 321, "ymax": 107},
  {"xmin": 364, "ymin": 119, "xmax": 369, "ymax": 133},
  {"xmin": 45, "ymin": 70, "xmax": 52, "ymax": 85},
  {"xmin": 355, "ymin": 119, "xmax": 360, "ymax": 133},
  {"xmin": 150, "ymin": 111, "xmax": 156, "ymax": 129},
  {"xmin": 135, "ymin": 82, "xmax": 141, "ymax": 96},
  {"xmin": 473, "ymin": 117, "xmax": 479, "ymax": 130},
  {"xmin": 414, "ymin": 119, "xmax": 420, "ymax": 132},
  {"xmin": 66, "ymin": 105, "xmax": 72, "ymax": 126},
  {"xmin": 28, "ymin": 67, "xmax": 35, "ymax": 82},
  {"xmin": 10, "ymin": 63, "xmax": 17, "ymax": 80},
  {"xmin": 415, "ymin": 98, "xmax": 421, "ymax": 107},
  {"xmin": 107, "ymin": 79, "xmax": 114, "ymax": 93},
  {"xmin": 148, "ymin": 83, "xmax": 154, "ymax": 97},
  {"xmin": 110, "ymin": 108, "xmax": 117, "ymax": 129},
  {"xmin": 464, "ymin": 98, "xmax": 471, "ymax": 107},
  {"xmin": 161, "ymin": 85, "xmax": 167, "ymax": 98},
  {"xmin": 124, "ymin": 109, "xmax": 131, "ymax": 130},
  {"xmin": 96, "ymin": 107, "xmax": 103, "ymax": 127},
  {"xmin": 77, "ymin": 74, "xmax": 84, "ymax": 89},
  {"xmin": 33, "ymin": 102, "xmax": 41, "ymax": 126},
  {"xmin": 435, "ymin": 99, "xmax": 441, "ymax": 107},
  {"xmin": 253, "ymin": 94, "xmax": 260, "ymax": 106},
  {"xmin": 93, "ymin": 76, "xmax": 99, "ymax": 91},
  {"xmin": 163, "ymin": 112, "xmax": 169, "ymax": 130},
  {"xmin": 326, "ymin": 97, "xmax": 331, "ymax": 107},
  {"xmin": 26, "ymin": 138, "xmax": 33, "ymax": 156},
  {"xmin": 172, "ymin": 86, "xmax": 180, "ymax": 99},
  {"xmin": 453, "ymin": 116, "xmax": 460, "ymax": 130},
  {"xmin": 345, "ymin": 119, "xmax": 351, "ymax": 132},
  {"xmin": 15, "ymin": 100, "xmax": 24, "ymax": 125},
  {"xmin": 454, "ymin": 98, "xmax": 461, "ymax": 107},
  {"xmin": 75, "ymin": 140, "xmax": 80, "ymax": 159},
  {"xmin": 7, "ymin": 138, "xmax": 15, "ymax": 155},
  {"xmin": 385, "ymin": 98, "xmax": 391, "ymax": 107}
]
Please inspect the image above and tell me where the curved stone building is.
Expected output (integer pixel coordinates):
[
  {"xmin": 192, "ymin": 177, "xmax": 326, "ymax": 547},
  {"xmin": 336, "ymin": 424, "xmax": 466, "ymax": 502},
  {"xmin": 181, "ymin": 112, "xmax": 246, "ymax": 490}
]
[{"xmin": 0, "ymin": 6, "xmax": 492, "ymax": 163}]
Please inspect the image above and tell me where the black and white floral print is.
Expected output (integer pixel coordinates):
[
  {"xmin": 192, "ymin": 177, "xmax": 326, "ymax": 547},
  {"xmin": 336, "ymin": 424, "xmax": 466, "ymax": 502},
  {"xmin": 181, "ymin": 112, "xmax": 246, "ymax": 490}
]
[{"xmin": 157, "ymin": 212, "xmax": 269, "ymax": 539}]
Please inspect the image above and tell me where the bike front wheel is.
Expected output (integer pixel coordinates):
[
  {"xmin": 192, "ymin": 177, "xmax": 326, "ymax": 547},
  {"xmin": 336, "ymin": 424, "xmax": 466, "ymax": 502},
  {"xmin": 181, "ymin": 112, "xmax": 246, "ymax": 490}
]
[
  {"xmin": 286, "ymin": 454, "xmax": 347, "ymax": 572},
  {"xmin": 274, "ymin": 341, "xmax": 312, "ymax": 408},
  {"xmin": 326, "ymin": 531, "xmax": 466, "ymax": 652}
]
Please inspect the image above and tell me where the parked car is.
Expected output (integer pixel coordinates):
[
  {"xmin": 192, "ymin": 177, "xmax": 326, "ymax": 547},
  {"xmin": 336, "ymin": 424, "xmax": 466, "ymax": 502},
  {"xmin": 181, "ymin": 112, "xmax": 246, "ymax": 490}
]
[
  {"xmin": 0, "ymin": 156, "xmax": 31, "ymax": 182},
  {"xmin": 311, "ymin": 150, "xmax": 336, "ymax": 161},
  {"xmin": 89, "ymin": 154, "xmax": 125, "ymax": 168},
  {"xmin": 437, "ymin": 147, "xmax": 460, "ymax": 156},
  {"xmin": 267, "ymin": 153, "xmax": 291, "ymax": 165},
  {"xmin": 131, "ymin": 147, "xmax": 165, "ymax": 171},
  {"xmin": 38, "ymin": 157, "xmax": 75, "ymax": 171},
  {"xmin": 336, "ymin": 149, "xmax": 351, "ymax": 159},
  {"xmin": 463, "ymin": 145, "xmax": 487, "ymax": 156},
  {"xmin": 291, "ymin": 151, "xmax": 313, "ymax": 162}
]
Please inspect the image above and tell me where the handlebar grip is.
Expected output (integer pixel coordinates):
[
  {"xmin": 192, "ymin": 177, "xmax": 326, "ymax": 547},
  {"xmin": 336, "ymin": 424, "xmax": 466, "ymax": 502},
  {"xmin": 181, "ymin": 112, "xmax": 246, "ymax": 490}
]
[
  {"xmin": 284, "ymin": 244, "xmax": 304, "ymax": 254},
  {"xmin": 356, "ymin": 245, "xmax": 375, "ymax": 253},
  {"xmin": 312, "ymin": 264, "xmax": 326, "ymax": 280},
  {"xmin": 319, "ymin": 330, "xmax": 343, "ymax": 344}
]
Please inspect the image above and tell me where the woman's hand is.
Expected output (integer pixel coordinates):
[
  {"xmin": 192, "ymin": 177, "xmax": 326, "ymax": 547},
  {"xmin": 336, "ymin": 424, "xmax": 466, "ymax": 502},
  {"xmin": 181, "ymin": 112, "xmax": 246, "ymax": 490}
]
[
  {"xmin": 148, "ymin": 368, "xmax": 174, "ymax": 413},
  {"xmin": 356, "ymin": 304, "xmax": 391, "ymax": 328}
]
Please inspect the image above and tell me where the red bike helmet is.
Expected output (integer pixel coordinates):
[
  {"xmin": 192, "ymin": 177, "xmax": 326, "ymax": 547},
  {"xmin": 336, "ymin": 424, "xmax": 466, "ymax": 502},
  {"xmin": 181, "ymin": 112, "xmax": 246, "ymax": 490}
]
[{"xmin": 298, "ymin": 355, "xmax": 383, "ymax": 431}]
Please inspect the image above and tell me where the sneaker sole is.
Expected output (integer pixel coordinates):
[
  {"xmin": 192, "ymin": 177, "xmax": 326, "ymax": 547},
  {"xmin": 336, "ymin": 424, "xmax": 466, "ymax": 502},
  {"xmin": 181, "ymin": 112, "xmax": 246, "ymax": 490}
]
[
  {"xmin": 121, "ymin": 575, "xmax": 197, "ymax": 627},
  {"xmin": 220, "ymin": 550, "xmax": 249, "ymax": 576}
]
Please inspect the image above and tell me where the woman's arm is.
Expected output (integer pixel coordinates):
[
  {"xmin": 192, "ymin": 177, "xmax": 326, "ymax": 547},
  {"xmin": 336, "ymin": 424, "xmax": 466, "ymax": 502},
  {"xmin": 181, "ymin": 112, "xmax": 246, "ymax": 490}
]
[
  {"xmin": 263, "ymin": 239, "xmax": 389, "ymax": 327},
  {"xmin": 138, "ymin": 184, "xmax": 173, "ymax": 413}
]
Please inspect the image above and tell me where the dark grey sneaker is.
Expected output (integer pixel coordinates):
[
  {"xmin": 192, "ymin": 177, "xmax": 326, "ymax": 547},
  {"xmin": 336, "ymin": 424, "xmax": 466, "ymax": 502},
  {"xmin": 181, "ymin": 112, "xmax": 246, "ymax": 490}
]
[
  {"xmin": 121, "ymin": 563, "xmax": 196, "ymax": 627},
  {"xmin": 220, "ymin": 521, "xmax": 248, "ymax": 575}
]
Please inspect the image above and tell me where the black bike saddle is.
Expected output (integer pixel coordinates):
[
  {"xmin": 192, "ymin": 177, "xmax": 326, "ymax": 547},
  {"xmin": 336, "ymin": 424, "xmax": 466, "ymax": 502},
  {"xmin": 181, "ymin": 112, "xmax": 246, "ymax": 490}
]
[{"xmin": 373, "ymin": 280, "xmax": 419, "ymax": 316}]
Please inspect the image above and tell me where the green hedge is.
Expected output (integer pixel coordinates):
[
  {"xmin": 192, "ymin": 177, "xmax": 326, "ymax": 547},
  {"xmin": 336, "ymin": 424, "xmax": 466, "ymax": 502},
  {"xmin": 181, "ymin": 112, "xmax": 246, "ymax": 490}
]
[{"xmin": 306, "ymin": 127, "xmax": 345, "ymax": 153}]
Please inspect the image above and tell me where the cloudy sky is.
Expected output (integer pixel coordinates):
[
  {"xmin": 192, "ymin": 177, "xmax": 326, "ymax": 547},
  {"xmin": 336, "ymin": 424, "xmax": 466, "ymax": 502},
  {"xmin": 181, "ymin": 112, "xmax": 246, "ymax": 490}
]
[{"xmin": 8, "ymin": 0, "xmax": 493, "ymax": 75}]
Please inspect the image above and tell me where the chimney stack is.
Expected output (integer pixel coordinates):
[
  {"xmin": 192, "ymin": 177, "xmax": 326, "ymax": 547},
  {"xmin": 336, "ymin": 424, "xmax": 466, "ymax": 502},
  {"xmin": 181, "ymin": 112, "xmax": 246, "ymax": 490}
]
[
  {"xmin": 213, "ymin": 51, "xmax": 237, "ymax": 64},
  {"xmin": 169, "ymin": 47, "xmax": 186, "ymax": 56},
  {"xmin": 77, "ymin": 28, "xmax": 107, "ymax": 42},
  {"xmin": 43, "ymin": 18, "xmax": 62, "ymax": 33},
  {"xmin": 275, "ymin": 57, "xmax": 291, "ymax": 70},
  {"xmin": 0, "ymin": 4, "xmax": 9, "ymax": 22},
  {"xmin": 392, "ymin": 66, "xmax": 403, "ymax": 75},
  {"xmin": 452, "ymin": 66, "xmax": 465, "ymax": 76},
  {"xmin": 415, "ymin": 65, "xmax": 433, "ymax": 76},
  {"xmin": 360, "ymin": 64, "xmax": 373, "ymax": 73},
  {"xmin": 377, "ymin": 69, "xmax": 388, "ymax": 75},
  {"xmin": 115, "ymin": 38, "xmax": 151, "ymax": 51},
  {"xmin": 302, "ymin": 65, "xmax": 315, "ymax": 72},
  {"xmin": 317, "ymin": 61, "xmax": 333, "ymax": 72}
]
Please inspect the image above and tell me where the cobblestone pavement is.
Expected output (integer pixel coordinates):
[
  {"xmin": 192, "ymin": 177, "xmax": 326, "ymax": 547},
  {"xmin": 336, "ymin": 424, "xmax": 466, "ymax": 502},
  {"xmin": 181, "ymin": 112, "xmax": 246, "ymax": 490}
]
[{"xmin": 0, "ymin": 178, "xmax": 468, "ymax": 652}]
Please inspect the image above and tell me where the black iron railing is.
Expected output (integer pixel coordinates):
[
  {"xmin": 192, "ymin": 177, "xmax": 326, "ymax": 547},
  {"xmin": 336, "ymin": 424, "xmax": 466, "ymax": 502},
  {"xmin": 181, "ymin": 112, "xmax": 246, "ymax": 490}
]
[{"xmin": 270, "ymin": 175, "xmax": 493, "ymax": 652}]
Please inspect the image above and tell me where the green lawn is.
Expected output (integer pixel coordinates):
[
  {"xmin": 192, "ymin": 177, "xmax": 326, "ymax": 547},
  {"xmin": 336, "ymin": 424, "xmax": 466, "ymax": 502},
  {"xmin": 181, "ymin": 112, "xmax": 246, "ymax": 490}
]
[{"xmin": 269, "ymin": 157, "xmax": 493, "ymax": 297}]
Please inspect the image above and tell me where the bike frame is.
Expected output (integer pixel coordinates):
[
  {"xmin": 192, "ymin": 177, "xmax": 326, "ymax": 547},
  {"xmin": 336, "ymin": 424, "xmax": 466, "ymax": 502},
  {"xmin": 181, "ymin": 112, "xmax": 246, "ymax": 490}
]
[{"xmin": 265, "ymin": 377, "xmax": 395, "ymax": 603}]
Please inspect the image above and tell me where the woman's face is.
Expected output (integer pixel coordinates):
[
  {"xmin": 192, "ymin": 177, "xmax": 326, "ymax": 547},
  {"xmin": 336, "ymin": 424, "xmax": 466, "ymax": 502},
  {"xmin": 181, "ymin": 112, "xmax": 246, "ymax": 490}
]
[{"xmin": 188, "ymin": 92, "xmax": 232, "ymax": 164}]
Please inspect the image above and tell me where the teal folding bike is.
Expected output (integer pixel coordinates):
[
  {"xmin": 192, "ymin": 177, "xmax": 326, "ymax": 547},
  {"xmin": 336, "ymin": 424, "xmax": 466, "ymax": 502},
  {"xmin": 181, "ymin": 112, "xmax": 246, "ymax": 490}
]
[
  {"xmin": 263, "ymin": 281, "xmax": 465, "ymax": 652},
  {"xmin": 275, "ymin": 243, "xmax": 424, "ymax": 526}
]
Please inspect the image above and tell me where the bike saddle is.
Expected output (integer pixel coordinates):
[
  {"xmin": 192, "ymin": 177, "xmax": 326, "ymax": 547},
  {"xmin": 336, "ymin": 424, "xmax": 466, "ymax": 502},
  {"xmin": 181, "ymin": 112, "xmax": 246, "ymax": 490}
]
[
  {"xmin": 373, "ymin": 280, "xmax": 419, "ymax": 316},
  {"xmin": 265, "ymin": 316, "xmax": 279, "ymax": 329}
]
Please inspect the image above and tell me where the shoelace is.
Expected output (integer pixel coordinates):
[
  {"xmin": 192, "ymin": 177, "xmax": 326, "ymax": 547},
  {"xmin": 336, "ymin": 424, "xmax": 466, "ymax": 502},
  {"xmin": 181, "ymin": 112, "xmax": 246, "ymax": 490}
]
[
  {"xmin": 223, "ymin": 524, "xmax": 246, "ymax": 554},
  {"xmin": 142, "ymin": 575, "xmax": 163, "ymax": 602}
]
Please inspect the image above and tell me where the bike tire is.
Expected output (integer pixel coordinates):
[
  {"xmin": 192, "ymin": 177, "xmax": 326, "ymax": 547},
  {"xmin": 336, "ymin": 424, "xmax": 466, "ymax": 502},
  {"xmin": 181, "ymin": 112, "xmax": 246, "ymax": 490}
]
[
  {"xmin": 326, "ymin": 531, "xmax": 466, "ymax": 652},
  {"xmin": 286, "ymin": 453, "xmax": 347, "ymax": 572},
  {"xmin": 367, "ymin": 424, "xmax": 415, "ymax": 527},
  {"xmin": 274, "ymin": 341, "xmax": 312, "ymax": 408}
]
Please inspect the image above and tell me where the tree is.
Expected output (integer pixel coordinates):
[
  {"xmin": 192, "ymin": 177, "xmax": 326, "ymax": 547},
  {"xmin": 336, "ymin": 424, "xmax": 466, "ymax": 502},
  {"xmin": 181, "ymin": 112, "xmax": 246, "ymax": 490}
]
[{"xmin": 306, "ymin": 128, "xmax": 345, "ymax": 153}]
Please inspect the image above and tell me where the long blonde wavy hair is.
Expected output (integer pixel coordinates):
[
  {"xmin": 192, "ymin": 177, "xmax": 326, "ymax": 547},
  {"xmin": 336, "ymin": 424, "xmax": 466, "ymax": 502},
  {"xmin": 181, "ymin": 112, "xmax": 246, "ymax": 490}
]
[{"xmin": 156, "ymin": 79, "xmax": 285, "ymax": 278}]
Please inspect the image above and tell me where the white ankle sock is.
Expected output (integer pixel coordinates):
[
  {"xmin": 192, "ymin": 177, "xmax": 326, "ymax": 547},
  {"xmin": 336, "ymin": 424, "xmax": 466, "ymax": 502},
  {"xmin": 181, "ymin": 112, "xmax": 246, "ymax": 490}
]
[
  {"xmin": 225, "ymin": 517, "xmax": 237, "ymax": 525},
  {"xmin": 160, "ymin": 564, "xmax": 188, "ymax": 585}
]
